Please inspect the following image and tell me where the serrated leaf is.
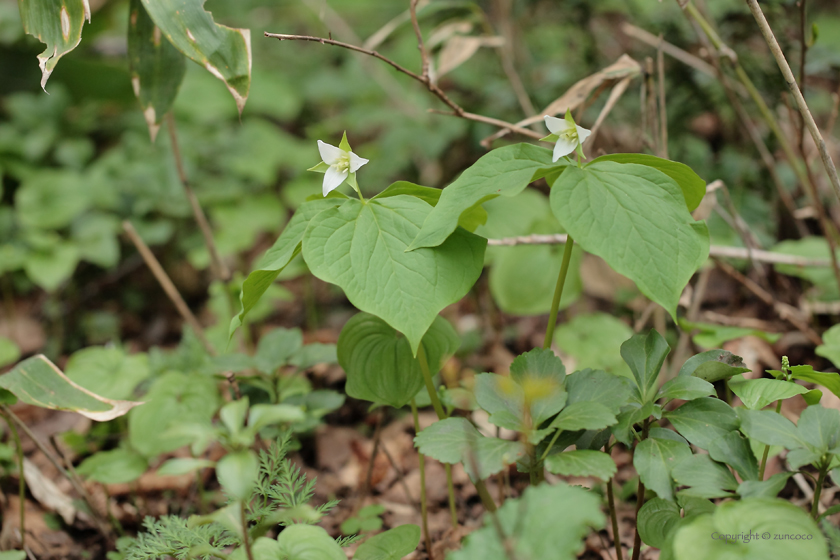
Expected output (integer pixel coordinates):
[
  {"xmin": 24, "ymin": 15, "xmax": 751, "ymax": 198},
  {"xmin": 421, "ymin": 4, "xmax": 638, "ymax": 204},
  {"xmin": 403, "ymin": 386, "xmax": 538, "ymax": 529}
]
[
  {"xmin": 0, "ymin": 355, "xmax": 142, "ymax": 421},
  {"xmin": 353, "ymin": 525, "xmax": 421, "ymax": 560},
  {"xmin": 544, "ymin": 449, "xmax": 616, "ymax": 480},
  {"xmin": 621, "ymin": 329, "xmax": 671, "ymax": 403},
  {"xmin": 128, "ymin": 0, "xmax": 186, "ymax": 141},
  {"xmin": 550, "ymin": 162, "xmax": 709, "ymax": 319},
  {"xmin": 414, "ymin": 417, "xmax": 525, "ymax": 480},
  {"xmin": 140, "ymin": 0, "xmax": 251, "ymax": 114},
  {"xmin": 302, "ymin": 196, "xmax": 485, "ymax": 355},
  {"xmin": 656, "ymin": 376, "xmax": 714, "ymax": 403},
  {"xmin": 338, "ymin": 313, "xmax": 459, "ymax": 408},
  {"xmin": 565, "ymin": 368, "xmax": 633, "ymax": 414},
  {"xmin": 19, "ymin": 0, "xmax": 90, "ymax": 89},
  {"xmin": 408, "ymin": 144, "xmax": 562, "ymax": 251},
  {"xmin": 590, "ymin": 154, "xmax": 706, "ymax": 211},
  {"xmin": 550, "ymin": 401, "xmax": 616, "ymax": 431},
  {"xmin": 708, "ymin": 431, "xmax": 758, "ymax": 481},
  {"xmin": 678, "ymin": 349, "xmax": 750, "ymax": 382},
  {"xmin": 634, "ymin": 437, "xmax": 693, "ymax": 502},
  {"xmin": 728, "ymin": 377, "xmax": 807, "ymax": 410},
  {"xmin": 230, "ymin": 197, "xmax": 345, "ymax": 337},
  {"xmin": 737, "ymin": 409, "xmax": 803, "ymax": 450},
  {"xmin": 665, "ymin": 397, "xmax": 738, "ymax": 450}
]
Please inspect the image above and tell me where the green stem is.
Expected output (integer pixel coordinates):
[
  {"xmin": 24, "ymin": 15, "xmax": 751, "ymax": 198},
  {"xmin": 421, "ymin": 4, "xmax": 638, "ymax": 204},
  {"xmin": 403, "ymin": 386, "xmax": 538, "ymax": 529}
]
[
  {"xmin": 240, "ymin": 501, "xmax": 254, "ymax": 560},
  {"xmin": 630, "ymin": 420, "xmax": 651, "ymax": 560},
  {"xmin": 473, "ymin": 477, "xmax": 498, "ymax": 512},
  {"xmin": 607, "ymin": 477, "xmax": 623, "ymax": 560},
  {"xmin": 1, "ymin": 409, "xmax": 25, "ymax": 549},
  {"xmin": 542, "ymin": 237, "xmax": 575, "ymax": 349},
  {"xmin": 812, "ymin": 462, "xmax": 828, "ymax": 520},
  {"xmin": 539, "ymin": 427, "xmax": 563, "ymax": 462},
  {"xmin": 411, "ymin": 399, "xmax": 434, "ymax": 559},
  {"xmin": 758, "ymin": 399, "xmax": 783, "ymax": 480},
  {"xmin": 444, "ymin": 463, "xmax": 458, "ymax": 527}
]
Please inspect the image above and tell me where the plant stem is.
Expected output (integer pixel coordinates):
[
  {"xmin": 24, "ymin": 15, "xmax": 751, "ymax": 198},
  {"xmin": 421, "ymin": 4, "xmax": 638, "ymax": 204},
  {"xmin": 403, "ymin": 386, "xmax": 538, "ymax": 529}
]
[
  {"xmin": 542, "ymin": 237, "xmax": 575, "ymax": 350},
  {"xmin": 812, "ymin": 463, "xmax": 828, "ymax": 520},
  {"xmin": 416, "ymin": 344, "xmax": 460, "ymax": 526},
  {"xmin": 240, "ymin": 501, "xmax": 254, "ymax": 560},
  {"xmin": 411, "ymin": 399, "xmax": 434, "ymax": 560},
  {"xmin": 607, "ymin": 477, "xmax": 623, "ymax": 560},
  {"xmin": 630, "ymin": 420, "xmax": 651, "ymax": 560},
  {"xmin": 1, "ymin": 408, "xmax": 25, "ymax": 548},
  {"xmin": 758, "ymin": 399, "xmax": 783, "ymax": 480}
]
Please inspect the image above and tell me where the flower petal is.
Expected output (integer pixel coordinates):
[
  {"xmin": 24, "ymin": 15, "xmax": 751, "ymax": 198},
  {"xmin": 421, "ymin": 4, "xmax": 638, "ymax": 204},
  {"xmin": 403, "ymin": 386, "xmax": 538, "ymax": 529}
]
[
  {"xmin": 322, "ymin": 165, "xmax": 348, "ymax": 196},
  {"xmin": 318, "ymin": 141, "xmax": 345, "ymax": 166},
  {"xmin": 552, "ymin": 137, "xmax": 578, "ymax": 161},
  {"xmin": 544, "ymin": 115, "xmax": 573, "ymax": 135},
  {"xmin": 576, "ymin": 125, "xmax": 592, "ymax": 145},
  {"xmin": 348, "ymin": 152, "xmax": 369, "ymax": 173}
]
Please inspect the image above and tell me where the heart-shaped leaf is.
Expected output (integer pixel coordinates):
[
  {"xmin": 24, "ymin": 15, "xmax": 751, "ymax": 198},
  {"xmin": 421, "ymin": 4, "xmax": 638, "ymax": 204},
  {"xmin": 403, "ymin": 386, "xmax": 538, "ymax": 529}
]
[
  {"xmin": 338, "ymin": 313, "xmax": 459, "ymax": 408},
  {"xmin": 550, "ymin": 162, "xmax": 709, "ymax": 318},
  {"xmin": 303, "ymin": 196, "xmax": 485, "ymax": 354}
]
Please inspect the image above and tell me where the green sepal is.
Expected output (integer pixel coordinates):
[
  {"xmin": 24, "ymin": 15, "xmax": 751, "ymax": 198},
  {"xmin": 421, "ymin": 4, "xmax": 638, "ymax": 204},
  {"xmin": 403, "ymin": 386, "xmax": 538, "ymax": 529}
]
[
  {"xmin": 540, "ymin": 133, "xmax": 559, "ymax": 143},
  {"xmin": 339, "ymin": 131, "xmax": 352, "ymax": 152},
  {"xmin": 307, "ymin": 161, "xmax": 329, "ymax": 173}
]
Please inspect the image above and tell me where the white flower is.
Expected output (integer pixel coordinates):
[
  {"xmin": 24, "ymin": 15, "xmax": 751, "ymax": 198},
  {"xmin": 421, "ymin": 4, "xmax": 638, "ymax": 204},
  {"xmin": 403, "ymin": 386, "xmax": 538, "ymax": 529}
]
[
  {"xmin": 315, "ymin": 139, "xmax": 369, "ymax": 196},
  {"xmin": 544, "ymin": 112, "xmax": 591, "ymax": 162}
]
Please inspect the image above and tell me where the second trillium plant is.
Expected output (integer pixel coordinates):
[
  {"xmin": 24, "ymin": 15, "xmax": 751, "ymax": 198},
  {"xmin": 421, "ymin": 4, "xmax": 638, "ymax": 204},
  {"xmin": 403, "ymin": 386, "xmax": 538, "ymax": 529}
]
[
  {"xmin": 543, "ymin": 109, "xmax": 591, "ymax": 161},
  {"xmin": 309, "ymin": 132, "xmax": 369, "ymax": 197}
]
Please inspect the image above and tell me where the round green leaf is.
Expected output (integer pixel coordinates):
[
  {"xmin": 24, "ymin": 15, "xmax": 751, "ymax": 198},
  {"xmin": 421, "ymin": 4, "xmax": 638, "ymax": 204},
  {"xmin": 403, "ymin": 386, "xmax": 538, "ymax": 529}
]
[
  {"xmin": 338, "ymin": 312, "xmax": 459, "ymax": 409},
  {"xmin": 216, "ymin": 450, "xmax": 258, "ymax": 500},
  {"xmin": 354, "ymin": 525, "xmax": 421, "ymax": 560},
  {"xmin": 276, "ymin": 524, "xmax": 345, "ymax": 560}
]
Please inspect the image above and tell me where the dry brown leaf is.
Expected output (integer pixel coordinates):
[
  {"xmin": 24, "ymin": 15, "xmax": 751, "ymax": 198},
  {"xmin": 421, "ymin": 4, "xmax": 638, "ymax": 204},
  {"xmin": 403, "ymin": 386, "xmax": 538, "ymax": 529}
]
[{"xmin": 436, "ymin": 35, "xmax": 505, "ymax": 78}]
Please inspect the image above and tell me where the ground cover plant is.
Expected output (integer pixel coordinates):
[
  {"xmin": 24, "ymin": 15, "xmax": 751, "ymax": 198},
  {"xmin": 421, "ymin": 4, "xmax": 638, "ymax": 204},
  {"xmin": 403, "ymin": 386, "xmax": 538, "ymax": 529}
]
[{"xmin": 2, "ymin": 0, "xmax": 840, "ymax": 559}]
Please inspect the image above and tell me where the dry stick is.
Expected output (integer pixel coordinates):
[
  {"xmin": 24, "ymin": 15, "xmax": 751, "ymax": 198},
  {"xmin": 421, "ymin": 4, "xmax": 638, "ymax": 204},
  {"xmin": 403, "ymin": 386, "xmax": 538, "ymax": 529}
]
[
  {"xmin": 745, "ymin": 0, "xmax": 840, "ymax": 206},
  {"xmin": 712, "ymin": 257, "xmax": 822, "ymax": 345},
  {"xmin": 0, "ymin": 408, "xmax": 25, "ymax": 548},
  {"xmin": 657, "ymin": 35, "xmax": 668, "ymax": 159},
  {"xmin": 620, "ymin": 23, "xmax": 717, "ymax": 80},
  {"xmin": 683, "ymin": 1, "xmax": 840, "ymax": 293},
  {"xmin": 494, "ymin": 0, "xmax": 537, "ymax": 121},
  {"xmin": 122, "ymin": 221, "xmax": 215, "ymax": 355},
  {"xmin": 165, "ymin": 114, "xmax": 230, "ymax": 283},
  {"xmin": 264, "ymin": 33, "xmax": 543, "ymax": 142},
  {"xmin": 797, "ymin": 0, "xmax": 808, "ymax": 157},
  {"xmin": 379, "ymin": 442, "xmax": 420, "ymax": 513},
  {"xmin": 409, "ymin": 0, "xmax": 430, "ymax": 82},
  {"xmin": 357, "ymin": 411, "xmax": 383, "ymax": 513},
  {"xmin": 410, "ymin": 399, "xmax": 434, "ymax": 560},
  {"xmin": 1, "ymin": 405, "xmax": 112, "ymax": 539}
]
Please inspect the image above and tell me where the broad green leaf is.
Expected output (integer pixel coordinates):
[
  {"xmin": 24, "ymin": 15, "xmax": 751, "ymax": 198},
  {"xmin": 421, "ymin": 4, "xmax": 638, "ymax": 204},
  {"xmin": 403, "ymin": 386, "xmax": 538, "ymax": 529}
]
[
  {"xmin": 772, "ymin": 237, "xmax": 840, "ymax": 299},
  {"xmin": 289, "ymin": 343, "xmax": 337, "ymax": 370},
  {"xmin": 708, "ymin": 431, "xmax": 758, "ymax": 481},
  {"xmin": 302, "ymin": 196, "xmax": 485, "ymax": 355},
  {"xmin": 737, "ymin": 472, "xmax": 794, "ymax": 499},
  {"xmin": 0, "ymin": 552, "xmax": 26, "ymax": 560},
  {"xmin": 276, "ymin": 524, "xmax": 345, "ymax": 560},
  {"xmin": 246, "ymin": 404, "xmax": 306, "ymax": 433},
  {"xmin": 565, "ymin": 368, "xmax": 633, "ymax": 414},
  {"xmin": 672, "ymin": 498, "xmax": 828, "ymax": 560},
  {"xmin": 353, "ymin": 525, "xmax": 421, "ymax": 560},
  {"xmin": 590, "ymin": 153, "xmax": 706, "ymax": 211},
  {"xmin": 796, "ymin": 405, "xmax": 840, "ymax": 453},
  {"xmin": 157, "ymin": 457, "xmax": 214, "ymax": 476},
  {"xmin": 24, "ymin": 240, "xmax": 79, "ymax": 292},
  {"xmin": 611, "ymin": 401, "xmax": 657, "ymax": 446},
  {"xmin": 140, "ymin": 0, "xmax": 251, "ymax": 113},
  {"xmin": 0, "ymin": 337, "xmax": 21, "ymax": 368},
  {"xmin": 230, "ymin": 197, "xmax": 345, "ymax": 337},
  {"xmin": 128, "ymin": 371, "xmax": 218, "ymax": 456},
  {"xmin": 254, "ymin": 327, "xmax": 303, "ymax": 374},
  {"xmin": 128, "ymin": 0, "xmax": 186, "ymax": 140},
  {"xmin": 220, "ymin": 398, "xmax": 249, "ymax": 436},
  {"xmin": 18, "ymin": 0, "xmax": 89, "ymax": 88},
  {"xmin": 449, "ymin": 483, "xmax": 603, "ymax": 560},
  {"xmin": 656, "ymin": 376, "xmax": 714, "ymax": 403},
  {"xmin": 64, "ymin": 346, "xmax": 149, "ymax": 401},
  {"xmin": 672, "ymin": 455, "xmax": 738, "ymax": 499},
  {"xmin": 414, "ymin": 417, "xmax": 525, "ymax": 480},
  {"xmin": 338, "ymin": 313, "xmax": 459, "ymax": 409},
  {"xmin": 678, "ymin": 349, "xmax": 750, "ymax": 382},
  {"xmin": 665, "ymin": 397, "xmax": 738, "ymax": 450},
  {"xmin": 634, "ymin": 437, "xmax": 693, "ymax": 502},
  {"xmin": 550, "ymin": 162, "xmax": 709, "ymax": 318},
  {"xmin": 728, "ymin": 377, "xmax": 807, "ymax": 410},
  {"xmin": 787, "ymin": 365, "xmax": 840, "ymax": 400},
  {"xmin": 373, "ymin": 181, "xmax": 486, "ymax": 232},
  {"xmin": 0, "ymin": 355, "xmax": 141, "ymax": 421},
  {"xmin": 550, "ymin": 401, "xmax": 616, "ymax": 432},
  {"xmin": 637, "ymin": 498, "xmax": 680, "ymax": 549},
  {"xmin": 76, "ymin": 448, "xmax": 148, "ymax": 484},
  {"xmin": 679, "ymin": 319, "xmax": 781, "ymax": 349},
  {"xmin": 621, "ymin": 329, "xmax": 670, "ymax": 403},
  {"xmin": 544, "ymin": 449, "xmax": 616, "ymax": 480},
  {"xmin": 510, "ymin": 348, "xmax": 566, "ymax": 385},
  {"xmin": 216, "ymin": 449, "xmax": 258, "ymax": 500},
  {"xmin": 816, "ymin": 324, "xmax": 840, "ymax": 368},
  {"xmin": 737, "ymin": 409, "xmax": 803, "ymax": 450},
  {"xmin": 554, "ymin": 313, "xmax": 634, "ymax": 379},
  {"xmin": 475, "ymin": 188, "xmax": 557, "ymax": 264},
  {"xmin": 408, "ymin": 144, "xmax": 561, "ymax": 251},
  {"xmin": 16, "ymin": 170, "xmax": 89, "ymax": 230}
]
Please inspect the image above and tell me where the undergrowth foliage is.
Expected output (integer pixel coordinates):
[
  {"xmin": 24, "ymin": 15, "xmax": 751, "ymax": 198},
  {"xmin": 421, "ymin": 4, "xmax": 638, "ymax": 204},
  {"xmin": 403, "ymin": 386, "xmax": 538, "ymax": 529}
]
[{"xmin": 3, "ymin": 1, "xmax": 840, "ymax": 560}]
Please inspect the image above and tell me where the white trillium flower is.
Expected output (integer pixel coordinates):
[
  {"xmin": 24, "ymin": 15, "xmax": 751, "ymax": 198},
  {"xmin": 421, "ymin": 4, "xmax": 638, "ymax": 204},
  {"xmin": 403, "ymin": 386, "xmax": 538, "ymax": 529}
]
[
  {"xmin": 543, "ymin": 112, "xmax": 592, "ymax": 162},
  {"xmin": 314, "ymin": 136, "xmax": 369, "ymax": 197}
]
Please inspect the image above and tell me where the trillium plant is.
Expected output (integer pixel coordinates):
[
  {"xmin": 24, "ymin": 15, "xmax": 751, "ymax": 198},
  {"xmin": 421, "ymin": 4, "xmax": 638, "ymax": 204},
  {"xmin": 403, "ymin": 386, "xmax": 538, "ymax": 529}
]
[
  {"xmin": 543, "ymin": 109, "xmax": 592, "ymax": 162},
  {"xmin": 309, "ymin": 132, "xmax": 370, "ymax": 197}
]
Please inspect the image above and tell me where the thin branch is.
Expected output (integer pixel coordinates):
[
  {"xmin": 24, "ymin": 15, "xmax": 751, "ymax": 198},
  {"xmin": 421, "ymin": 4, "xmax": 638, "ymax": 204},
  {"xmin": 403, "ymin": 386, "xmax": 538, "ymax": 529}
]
[
  {"xmin": 409, "ymin": 0, "xmax": 430, "ymax": 82},
  {"xmin": 620, "ymin": 22, "xmax": 718, "ymax": 81},
  {"xmin": 745, "ymin": 0, "xmax": 840, "ymax": 207},
  {"xmin": 657, "ymin": 35, "xmax": 669, "ymax": 159},
  {"xmin": 122, "ymin": 221, "xmax": 215, "ymax": 355},
  {"xmin": 166, "ymin": 113, "xmax": 230, "ymax": 282},
  {"xmin": 429, "ymin": 109, "xmax": 543, "ymax": 141}
]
